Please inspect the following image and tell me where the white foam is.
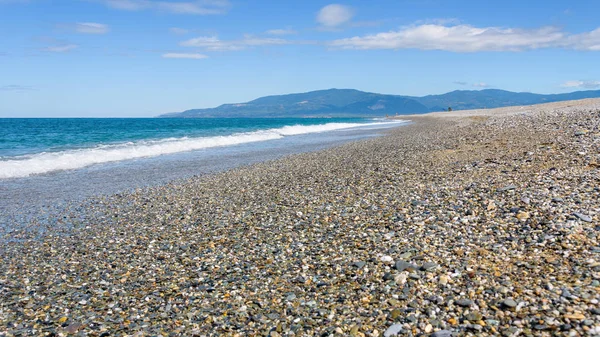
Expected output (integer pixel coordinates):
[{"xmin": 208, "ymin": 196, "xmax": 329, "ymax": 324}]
[{"xmin": 0, "ymin": 120, "xmax": 406, "ymax": 179}]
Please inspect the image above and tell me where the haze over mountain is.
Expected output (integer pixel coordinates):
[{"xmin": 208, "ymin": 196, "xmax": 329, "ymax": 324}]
[{"xmin": 160, "ymin": 88, "xmax": 600, "ymax": 118}]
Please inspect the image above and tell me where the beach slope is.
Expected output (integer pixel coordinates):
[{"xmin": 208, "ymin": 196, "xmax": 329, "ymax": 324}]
[{"xmin": 1, "ymin": 99, "xmax": 600, "ymax": 336}]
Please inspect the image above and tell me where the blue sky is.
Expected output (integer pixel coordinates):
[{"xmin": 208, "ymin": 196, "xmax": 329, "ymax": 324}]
[{"xmin": 1, "ymin": 0, "xmax": 599, "ymax": 117}]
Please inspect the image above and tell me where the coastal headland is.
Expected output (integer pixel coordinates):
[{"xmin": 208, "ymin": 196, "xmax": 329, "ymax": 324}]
[{"xmin": 1, "ymin": 99, "xmax": 599, "ymax": 336}]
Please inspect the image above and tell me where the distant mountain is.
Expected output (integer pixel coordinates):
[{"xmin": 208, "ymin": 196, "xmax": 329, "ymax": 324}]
[{"xmin": 159, "ymin": 88, "xmax": 600, "ymax": 118}]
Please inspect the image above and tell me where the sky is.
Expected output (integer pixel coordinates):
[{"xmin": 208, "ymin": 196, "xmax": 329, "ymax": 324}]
[{"xmin": 0, "ymin": 0, "xmax": 599, "ymax": 117}]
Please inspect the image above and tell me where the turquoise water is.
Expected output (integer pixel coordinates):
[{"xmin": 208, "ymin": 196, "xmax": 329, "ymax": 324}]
[{"xmin": 0, "ymin": 117, "xmax": 400, "ymax": 178}]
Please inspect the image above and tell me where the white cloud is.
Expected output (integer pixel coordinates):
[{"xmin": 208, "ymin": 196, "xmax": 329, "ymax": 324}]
[
  {"xmin": 331, "ymin": 24, "xmax": 565, "ymax": 52},
  {"xmin": 102, "ymin": 0, "xmax": 230, "ymax": 15},
  {"xmin": 561, "ymin": 80, "xmax": 600, "ymax": 89},
  {"xmin": 162, "ymin": 52, "xmax": 208, "ymax": 59},
  {"xmin": 266, "ymin": 28, "xmax": 297, "ymax": 36},
  {"xmin": 169, "ymin": 27, "xmax": 189, "ymax": 35},
  {"xmin": 75, "ymin": 22, "xmax": 109, "ymax": 34},
  {"xmin": 180, "ymin": 35, "xmax": 289, "ymax": 51},
  {"xmin": 317, "ymin": 4, "xmax": 354, "ymax": 28},
  {"xmin": 564, "ymin": 27, "xmax": 600, "ymax": 51},
  {"xmin": 43, "ymin": 44, "xmax": 78, "ymax": 52},
  {"xmin": 472, "ymin": 82, "xmax": 490, "ymax": 88}
]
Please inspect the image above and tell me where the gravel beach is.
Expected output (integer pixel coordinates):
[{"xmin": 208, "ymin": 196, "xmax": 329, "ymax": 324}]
[{"xmin": 1, "ymin": 99, "xmax": 600, "ymax": 336}]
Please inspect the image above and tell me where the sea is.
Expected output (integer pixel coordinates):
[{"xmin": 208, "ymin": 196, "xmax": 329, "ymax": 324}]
[{"xmin": 0, "ymin": 117, "xmax": 407, "ymax": 236}]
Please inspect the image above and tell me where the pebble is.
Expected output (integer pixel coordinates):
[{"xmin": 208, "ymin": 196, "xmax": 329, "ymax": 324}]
[
  {"xmin": 431, "ymin": 330, "xmax": 455, "ymax": 337},
  {"xmin": 395, "ymin": 260, "xmax": 417, "ymax": 272},
  {"xmin": 455, "ymin": 299, "xmax": 473, "ymax": 307},
  {"xmin": 573, "ymin": 212, "xmax": 592, "ymax": 222},
  {"xmin": 383, "ymin": 324, "xmax": 403, "ymax": 337}
]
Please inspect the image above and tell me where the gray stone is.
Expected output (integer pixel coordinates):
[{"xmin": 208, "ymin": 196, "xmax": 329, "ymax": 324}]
[
  {"xmin": 502, "ymin": 298, "xmax": 518, "ymax": 308},
  {"xmin": 383, "ymin": 324, "xmax": 403, "ymax": 337},
  {"xmin": 420, "ymin": 262, "xmax": 438, "ymax": 272},
  {"xmin": 498, "ymin": 185, "xmax": 517, "ymax": 192},
  {"xmin": 383, "ymin": 272, "xmax": 394, "ymax": 281},
  {"xmin": 431, "ymin": 330, "xmax": 454, "ymax": 337},
  {"xmin": 573, "ymin": 212, "xmax": 592, "ymax": 222},
  {"xmin": 352, "ymin": 261, "xmax": 366, "ymax": 268},
  {"xmin": 395, "ymin": 260, "xmax": 417, "ymax": 272},
  {"xmin": 455, "ymin": 299, "xmax": 473, "ymax": 307}
]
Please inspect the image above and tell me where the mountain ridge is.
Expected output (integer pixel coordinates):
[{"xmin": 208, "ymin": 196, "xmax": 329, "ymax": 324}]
[{"xmin": 159, "ymin": 88, "xmax": 600, "ymax": 118}]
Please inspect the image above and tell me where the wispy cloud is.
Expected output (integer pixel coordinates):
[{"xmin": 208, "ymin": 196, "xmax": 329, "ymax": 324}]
[
  {"xmin": 561, "ymin": 80, "xmax": 600, "ymax": 89},
  {"xmin": 330, "ymin": 23, "xmax": 600, "ymax": 52},
  {"xmin": 316, "ymin": 4, "xmax": 354, "ymax": 29},
  {"xmin": 101, "ymin": 0, "xmax": 230, "ymax": 15},
  {"xmin": 169, "ymin": 27, "xmax": 189, "ymax": 35},
  {"xmin": 0, "ymin": 84, "xmax": 36, "ymax": 91},
  {"xmin": 180, "ymin": 35, "xmax": 290, "ymax": 51},
  {"xmin": 472, "ymin": 82, "xmax": 490, "ymax": 88},
  {"xmin": 42, "ymin": 44, "xmax": 78, "ymax": 52},
  {"xmin": 74, "ymin": 22, "xmax": 109, "ymax": 34},
  {"xmin": 266, "ymin": 28, "xmax": 297, "ymax": 36},
  {"xmin": 162, "ymin": 52, "xmax": 207, "ymax": 59},
  {"xmin": 564, "ymin": 27, "xmax": 600, "ymax": 51},
  {"xmin": 453, "ymin": 81, "xmax": 468, "ymax": 86}
]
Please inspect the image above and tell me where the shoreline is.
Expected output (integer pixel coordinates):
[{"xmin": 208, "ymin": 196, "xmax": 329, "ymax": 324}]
[{"xmin": 1, "ymin": 99, "xmax": 599, "ymax": 336}]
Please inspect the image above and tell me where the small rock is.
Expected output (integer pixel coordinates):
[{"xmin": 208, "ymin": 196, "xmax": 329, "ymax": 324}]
[
  {"xmin": 381, "ymin": 255, "xmax": 394, "ymax": 264},
  {"xmin": 424, "ymin": 324, "xmax": 433, "ymax": 333},
  {"xmin": 465, "ymin": 312, "xmax": 482, "ymax": 321},
  {"xmin": 383, "ymin": 272, "xmax": 394, "ymax": 281},
  {"xmin": 573, "ymin": 212, "xmax": 592, "ymax": 222},
  {"xmin": 383, "ymin": 324, "xmax": 403, "ymax": 337},
  {"xmin": 498, "ymin": 185, "xmax": 517, "ymax": 192},
  {"xmin": 420, "ymin": 262, "xmax": 438, "ymax": 272},
  {"xmin": 395, "ymin": 260, "xmax": 417, "ymax": 272},
  {"xmin": 455, "ymin": 299, "xmax": 473, "ymax": 307},
  {"xmin": 502, "ymin": 298, "xmax": 518, "ymax": 308},
  {"xmin": 352, "ymin": 261, "xmax": 366, "ymax": 268},
  {"xmin": 431, "ymin": 330, "xmax": 454, "ymax": 337}
]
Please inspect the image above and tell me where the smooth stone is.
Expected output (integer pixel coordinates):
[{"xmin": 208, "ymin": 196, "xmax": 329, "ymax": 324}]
[
  {"xmin": 431, "ymin": 330, "xmax": 454, "ymax": 337},
  {"xmin": 383, "ymin": 272, "xmax": 394, "ymax": 281},
  {"xmin": 590, "ymin": 308, "xmax": 600, "ymax": 315},
  {"xmin": 395, "ymin": 260, "xmax": 417, "ymax": 272},
  {"xmin": 352, "ymin": 261, "xmax": 366, "ymax": 268},
  {"xmin": 498, "ymin": 185, "xmax": 517, "ymax": 191},
  {"xmin": 286, "ymin": 293, "xmax": 296, "ymax": 301},
  {"xmin": 486, "ymin": 319, "xmax": 500, "ymax": 326},
  {"xmin": 408, "ymin": 273, "xmax": 421, "ymax": 280},
  {"xmin": 573, "ymin": 212, "xmax": 592, "ymax": 222},
  {"xmin": 455, "ymin": 299, "xmax": 473, "ymax": 307},
  {"xmin": 420, "ymin": 262, "xmax": 438, "ymax": 272},
  {"xmin": 398, "ymin": 252, "xmax": 413, "ymax": 260},
  {"xmin": 383, "ymin": 324, "xmax": 403, "ymax": 337},
  {"xmin": 466, "ymin": 324, "xmax": 482, "ymax": 331},
  {"xmin": 502, "ymin": 298, "xmax": 518, "ymax": 308},
  {"xmin": 465, "ymin": 312, "xmax": 482, "ymax": 321}
]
